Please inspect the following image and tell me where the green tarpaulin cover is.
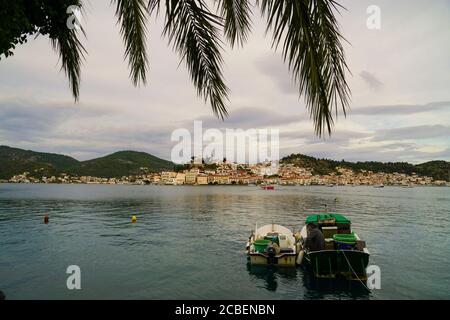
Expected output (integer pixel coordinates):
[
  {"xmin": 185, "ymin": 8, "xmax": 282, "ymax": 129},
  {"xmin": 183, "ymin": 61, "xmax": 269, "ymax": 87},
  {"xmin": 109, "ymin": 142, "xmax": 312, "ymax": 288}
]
[{"xmin": 305, "ymin": 213, "xmax": 351, "ymax": 224}]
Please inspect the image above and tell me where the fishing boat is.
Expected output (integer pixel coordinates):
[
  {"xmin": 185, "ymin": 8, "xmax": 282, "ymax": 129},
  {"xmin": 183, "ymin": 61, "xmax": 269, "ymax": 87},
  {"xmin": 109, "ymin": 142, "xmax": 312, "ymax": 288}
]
[
  {"xmin": 246, "ymin": 224, "xmax": 298, "ymax": 266},
  {"xmin": 373, "ymin": 184, "xmax": 384, "ymax": 188},
  {"xmin": 260, "ymin": 185, "xmax": 274, "ymax": 190},
  {"xmin": 298, "ymin": 213, "xmax": 370, "ymax": 280}
]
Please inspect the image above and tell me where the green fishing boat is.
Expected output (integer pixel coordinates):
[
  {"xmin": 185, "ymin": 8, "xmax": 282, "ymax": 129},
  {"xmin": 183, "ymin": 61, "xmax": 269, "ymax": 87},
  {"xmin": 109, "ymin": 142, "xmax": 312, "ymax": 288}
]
[{"xmin": 297, "ymin": 213, "xmax": 370, "ymax": 280}]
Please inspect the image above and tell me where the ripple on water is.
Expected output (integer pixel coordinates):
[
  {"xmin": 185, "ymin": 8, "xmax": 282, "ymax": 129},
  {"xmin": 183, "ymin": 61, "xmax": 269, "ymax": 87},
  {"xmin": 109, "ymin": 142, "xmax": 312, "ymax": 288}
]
[{"xmin": 0, "ymin": 184, "xmax": 449, "ymax": 299}]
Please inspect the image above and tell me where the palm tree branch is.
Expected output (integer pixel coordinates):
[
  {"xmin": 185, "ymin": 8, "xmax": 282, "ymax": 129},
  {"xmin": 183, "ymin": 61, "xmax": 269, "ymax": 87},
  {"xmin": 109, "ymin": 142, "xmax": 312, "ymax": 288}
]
[
  {"xmin": 113, "ymin": 0, "xmax": 149, "ymax": 86},
  {"xmin": 216, "ymin": 0, "xmax": 252, "ymax": 47},
  {"xmin": 258, "ymin": 0, "xmax": 351, "ymax": 136},
  {"xmin": 51, "ymin": 28, "xmax": 86, "ymax": 101},
  {"xmin": 163, "ymin": 0, "xmax": 229, "ymax": 118}
]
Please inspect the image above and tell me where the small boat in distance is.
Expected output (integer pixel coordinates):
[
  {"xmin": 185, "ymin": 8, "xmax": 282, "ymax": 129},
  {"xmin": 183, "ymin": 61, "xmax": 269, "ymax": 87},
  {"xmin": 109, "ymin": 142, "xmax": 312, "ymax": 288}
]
[
  {"xmin": 261, "ymin": 185, "xmax": 274, "ymax": 190},
  {"xmin": 373, "ymin": 184, "xmax": 384, "ymax": 188}
]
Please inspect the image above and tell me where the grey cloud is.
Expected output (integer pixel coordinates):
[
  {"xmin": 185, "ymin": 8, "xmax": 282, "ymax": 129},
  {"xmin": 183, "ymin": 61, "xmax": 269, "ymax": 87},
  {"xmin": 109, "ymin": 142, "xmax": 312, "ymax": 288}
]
[
  {"xmin": 351, "ymin": 101, "xmax": 450, "ymax": 116},
  {"xmin": 0, "ymin": 99, "xmax": 174, "ymax": 160},
  {"xmin": 281, "ymin": 143, "xmax": 450, "ymax": 164},
  {"xmin": 256, "ymin": 54, "xmax": 297, "ymax": 95},
  {"xmin": 301, "ymin": 130, "xmax": 371, "ymax": 145},
  {"xmin": 359, "ymin": 71, "xmax": 383, "ymax": 90},
  {"xmin": 196, "ymin": 107, "xmax": 302, "ymax": 129},
  {"xmin": 372, "ymin": 125, "xmax": 450, "ymax": 141}
]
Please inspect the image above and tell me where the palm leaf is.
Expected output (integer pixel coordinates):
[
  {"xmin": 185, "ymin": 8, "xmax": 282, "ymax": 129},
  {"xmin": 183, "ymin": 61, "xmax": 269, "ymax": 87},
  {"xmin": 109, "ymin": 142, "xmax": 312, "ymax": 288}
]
[
  {"xmin": 258, "ymin": 0, "xmax": 351, "ymax": 136},
  {"xmin": 163, "ymin": 0, "xmax": 229, "ymax": 118},
  {"xmin": 51, "ymin": 28, "xmax": 86, "ymax": 101},
  {"xmin": 113, "ymin": 0, "xmax": 149, "ymax": 86},
  {"xmin": 216, "ymin": 0, "xmax": 252, "ymax": 47}
]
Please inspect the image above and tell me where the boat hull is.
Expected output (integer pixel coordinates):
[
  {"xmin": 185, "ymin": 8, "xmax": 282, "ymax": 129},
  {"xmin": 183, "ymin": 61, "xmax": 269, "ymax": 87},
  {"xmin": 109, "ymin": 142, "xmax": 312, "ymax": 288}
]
[
  {"xmin": 304, "ymin": 250, "xmax": 370, "ymax": 280},
  {"xmin": 249, "ymin": 252, "xmax": 297, "ymax": 266}
]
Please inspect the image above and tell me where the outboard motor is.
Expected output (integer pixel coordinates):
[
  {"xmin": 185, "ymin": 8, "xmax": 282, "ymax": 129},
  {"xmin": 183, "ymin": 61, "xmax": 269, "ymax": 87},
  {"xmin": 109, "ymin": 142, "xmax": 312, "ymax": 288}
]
[{"xmin": 266, "ymin": 244, "xmax": 277, "ymax": 264}]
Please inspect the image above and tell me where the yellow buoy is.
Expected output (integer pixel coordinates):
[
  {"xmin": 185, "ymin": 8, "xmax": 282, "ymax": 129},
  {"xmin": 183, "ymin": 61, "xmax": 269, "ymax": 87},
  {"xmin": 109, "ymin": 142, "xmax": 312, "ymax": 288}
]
[{"xmin": 131, "ymin": 215, "xmax": 137, "ymax": 223}]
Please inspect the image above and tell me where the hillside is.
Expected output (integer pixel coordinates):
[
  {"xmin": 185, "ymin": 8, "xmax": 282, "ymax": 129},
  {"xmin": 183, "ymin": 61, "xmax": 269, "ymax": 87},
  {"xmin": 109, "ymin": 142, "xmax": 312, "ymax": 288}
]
[
  {"xmin": 0, "ymin": 146, "xmax": 175, "ymax": 179},
  {"xmin": 281, "ymin": 154, "xmax": 450, "ymax": 181},
  {"xmin": 1, "ymin": 146, "xmax": 448, "ymax": 181},
  {"xmin": 0, "ymin": 146, "xmax": 79, "ymax": 179},
  {"xmin": 69, "ymin": 151, "xmax": 175, "ymax": 178}
]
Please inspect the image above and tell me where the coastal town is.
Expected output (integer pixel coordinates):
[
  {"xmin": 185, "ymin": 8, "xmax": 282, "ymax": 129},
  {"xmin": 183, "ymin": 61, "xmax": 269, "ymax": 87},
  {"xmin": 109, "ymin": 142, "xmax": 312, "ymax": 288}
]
[{"xmin": 4, "ymin": 160, "xmax": 449, "ymax": 187}]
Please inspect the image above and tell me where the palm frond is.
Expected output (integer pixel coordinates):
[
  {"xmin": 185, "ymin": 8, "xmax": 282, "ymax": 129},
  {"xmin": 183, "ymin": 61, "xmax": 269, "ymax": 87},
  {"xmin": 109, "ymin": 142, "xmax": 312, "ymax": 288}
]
[
  {"xmin": 113, "ymin": 0, "xmax": 149, "ymax": 86},
  {"xmin": 217, "ymin": 0, "xmax": 252, "ymax": 47},
  {"xmin": 163, "ymin": 0, "xmax": 229, "ymax": 118},
  {"xmin": 258, "ymin": 0, "xmax": 351, "ymax": 136},
  {"xmin": 51, "ymin": 29, "xmax": 86, "ymax": 101},
  {"xmin": 147, "ymin": 0, "xmax": 161, "ymax": 15}
]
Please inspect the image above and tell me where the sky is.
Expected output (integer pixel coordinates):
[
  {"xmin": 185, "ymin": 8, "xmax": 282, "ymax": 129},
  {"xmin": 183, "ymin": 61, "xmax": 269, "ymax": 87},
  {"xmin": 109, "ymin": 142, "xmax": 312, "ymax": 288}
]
[{"xmin": 0, "ymin": 0, "xmax": 449, "ymax": 164}]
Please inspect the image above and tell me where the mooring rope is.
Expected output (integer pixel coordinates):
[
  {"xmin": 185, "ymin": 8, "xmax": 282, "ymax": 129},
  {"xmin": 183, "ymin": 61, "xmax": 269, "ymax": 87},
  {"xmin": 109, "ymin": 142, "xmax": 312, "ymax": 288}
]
[{"xmin": 340, "ymin": 250, "xmax": 372, "ymax": 293}]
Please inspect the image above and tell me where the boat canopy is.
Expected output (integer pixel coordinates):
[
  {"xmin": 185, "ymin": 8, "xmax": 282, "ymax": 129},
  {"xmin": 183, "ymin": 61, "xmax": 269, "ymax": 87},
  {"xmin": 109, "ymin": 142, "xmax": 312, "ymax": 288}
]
[{"xmin": 305, "ymin": 213, "xmax": 351, "ymax": 224}]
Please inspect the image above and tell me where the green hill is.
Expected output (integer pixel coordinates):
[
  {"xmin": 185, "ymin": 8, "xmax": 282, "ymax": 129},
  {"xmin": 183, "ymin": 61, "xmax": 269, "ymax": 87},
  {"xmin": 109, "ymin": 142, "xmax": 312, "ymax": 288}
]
[
  {"xmin": 0, "ymin": 146, "xmax": 175, "ymax": 179},
  {"xmin": 0, "ymin": 145, "xmax": 79, "ymax": 179},
  {"xmin": 1, "ymin": 146, "xmax": 448, "ymax": 181},
  {"xmin": 69, "ymin": 150, "xmax": 174, "ymax": 178},
  {"xmin": 281, "ymin": 153, "xmax": 450, "ymax": 181}
]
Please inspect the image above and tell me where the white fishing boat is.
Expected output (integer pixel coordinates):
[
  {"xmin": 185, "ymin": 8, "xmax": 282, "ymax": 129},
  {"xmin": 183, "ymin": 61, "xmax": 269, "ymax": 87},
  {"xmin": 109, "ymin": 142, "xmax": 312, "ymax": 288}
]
[
  {"xmin": 298, "ymin": 213, "xmax": 370, "ymax": 280},
  {"xmin": 246, "ymin": 223, "xmax": 299, "ymax": 266}
]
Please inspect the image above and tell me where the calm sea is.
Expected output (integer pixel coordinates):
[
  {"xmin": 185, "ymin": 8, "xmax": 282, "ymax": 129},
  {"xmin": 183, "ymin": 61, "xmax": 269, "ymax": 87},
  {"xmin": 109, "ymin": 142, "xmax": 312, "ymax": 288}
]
[{"xmin": 0, "ymin": 184, "xmax": 449, "ymax": 299}]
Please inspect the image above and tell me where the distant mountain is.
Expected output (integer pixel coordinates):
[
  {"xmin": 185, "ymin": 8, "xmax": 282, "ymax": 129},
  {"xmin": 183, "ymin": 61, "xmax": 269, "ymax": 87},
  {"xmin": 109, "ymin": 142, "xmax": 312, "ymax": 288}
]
[
  {"xmin": 68, "ymin": 150, "xmax": 175, "ymax": 178},
  {"xmin": 1, "ymin": 146, "xmax": 448, "ymax": 181},
  {"xmin": 0, "ymin": 146, "xmax": 175, "ymax": 179},
  {"xmin": 281, "ymin": 154, "xmax": 450, "ymax": 181},
  {"xmin": 0, "ymin": 146, "xmax": 79, "ymax": 179},
  {"xmin": 414, "ymin": 161, "xmax": 450, "ymax": 182}
]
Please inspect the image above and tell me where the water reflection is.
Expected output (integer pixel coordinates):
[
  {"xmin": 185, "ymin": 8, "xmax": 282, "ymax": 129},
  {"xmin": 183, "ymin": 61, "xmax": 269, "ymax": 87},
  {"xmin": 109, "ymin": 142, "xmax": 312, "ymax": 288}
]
[
  {"xmin": 1, "ymin": 184, "xmax": 449, "ymax": 299},
  {"xmin": 301, "ymin": 267, "xmax": 371, "ymax": 299},
  {"xmin": 246, "ymin": 263, "xmax": 298, "ymax": 291},
  {"xmin": 246, "ymin": 262, "xmax": 371, "ymax": 299}
]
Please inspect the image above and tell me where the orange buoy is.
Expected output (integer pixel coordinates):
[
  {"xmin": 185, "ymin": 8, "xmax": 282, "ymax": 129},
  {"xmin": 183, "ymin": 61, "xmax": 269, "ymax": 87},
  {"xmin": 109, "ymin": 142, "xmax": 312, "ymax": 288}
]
[{"xmin": 44, "ymin": 213, "xmax": 49, "ymax": 224}]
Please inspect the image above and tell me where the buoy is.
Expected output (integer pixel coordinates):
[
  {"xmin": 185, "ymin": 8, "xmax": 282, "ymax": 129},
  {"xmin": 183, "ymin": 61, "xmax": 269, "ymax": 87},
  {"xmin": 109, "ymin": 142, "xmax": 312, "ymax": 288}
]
[
  {"xmin": 131, "ymin": 215, "xmax": 137, "ymax": 223},
  {"xmin": 44, "ymin": 213, "xmax": 49, "ymax": 224}
]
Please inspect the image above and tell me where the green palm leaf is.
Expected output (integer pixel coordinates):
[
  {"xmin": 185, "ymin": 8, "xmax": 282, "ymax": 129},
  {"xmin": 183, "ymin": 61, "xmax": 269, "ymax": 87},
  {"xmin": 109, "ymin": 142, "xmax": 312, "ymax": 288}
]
[
  {"xmin": 51, "ymin": 28, "xmax": 86, "ymax": 101},
  {"xmin": 258, "ymin": 0, "xmax": 351, "ymax": 136},
  {"xmin": 2, "ymin": 0, "xmax": 352, "ymax": 136},
  {"xmin": 217, "ymin": 0, "xmax": 252, "ymax": 47},
  {"xmin": 113, "ymin": 0, "xmax": 149, "ymax": 86},
  {"xmin": 163, "ymin": 0, "xmax": 229, "ymax": 118}
]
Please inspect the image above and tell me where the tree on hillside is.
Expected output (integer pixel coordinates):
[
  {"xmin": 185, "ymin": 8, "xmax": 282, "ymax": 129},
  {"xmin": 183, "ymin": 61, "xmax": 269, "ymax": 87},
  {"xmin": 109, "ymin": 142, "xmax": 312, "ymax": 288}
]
[{"xmin": 0, "ymin": 0, "xmax": 351, "ymax": 136}]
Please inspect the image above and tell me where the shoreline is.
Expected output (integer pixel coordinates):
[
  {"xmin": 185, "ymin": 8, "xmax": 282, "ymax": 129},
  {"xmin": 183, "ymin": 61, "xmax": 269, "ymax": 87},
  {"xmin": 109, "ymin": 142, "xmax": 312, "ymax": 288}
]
[{"xmin": 0, "ymin": 182, "xmax": 448, "ymax": 187}]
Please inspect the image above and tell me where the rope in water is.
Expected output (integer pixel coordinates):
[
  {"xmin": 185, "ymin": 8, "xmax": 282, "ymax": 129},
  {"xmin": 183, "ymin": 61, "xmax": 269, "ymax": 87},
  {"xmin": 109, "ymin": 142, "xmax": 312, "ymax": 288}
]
[{"xmin": 340, "ymin": 250, "xmax": 372, "ymax": 293}]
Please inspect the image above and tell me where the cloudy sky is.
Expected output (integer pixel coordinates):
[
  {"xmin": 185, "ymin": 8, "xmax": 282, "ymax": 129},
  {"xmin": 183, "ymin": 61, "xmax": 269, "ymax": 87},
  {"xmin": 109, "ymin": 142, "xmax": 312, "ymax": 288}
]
[{"xmin": 0, "ymin": 0, "xmax": 449, "ymax": 163}]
